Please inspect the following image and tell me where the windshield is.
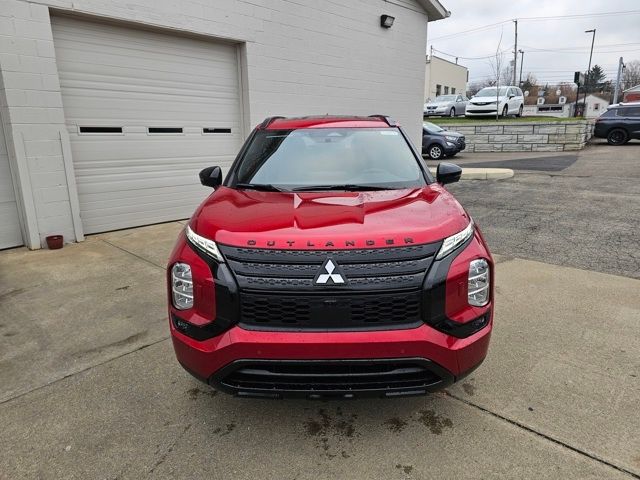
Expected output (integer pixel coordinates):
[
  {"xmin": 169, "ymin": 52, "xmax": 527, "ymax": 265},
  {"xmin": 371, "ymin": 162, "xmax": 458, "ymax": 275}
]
[
  {"xmin": 434, "ymin": 95, "xmax": 456, "ymax": 102},
  {"xmin": 233, "ymin": 128, "xmax": 425, "ymax": 190},
  {"xmin": 424, "ymin": 122, "xmax": 444, "ymax": 132},
  {"xmin": 475, "ymin": 87, "xmax": 508, "ymax": 97}
]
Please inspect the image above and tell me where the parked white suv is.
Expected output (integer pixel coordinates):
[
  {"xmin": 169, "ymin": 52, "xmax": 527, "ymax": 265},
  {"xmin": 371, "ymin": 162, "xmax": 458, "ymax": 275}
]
[{"xmin": 466, "ymin": 86, "xmax": 524, "ymax": 118}]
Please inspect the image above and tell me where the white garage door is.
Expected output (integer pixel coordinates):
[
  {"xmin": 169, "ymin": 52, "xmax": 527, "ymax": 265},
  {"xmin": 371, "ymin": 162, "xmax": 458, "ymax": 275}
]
[
  {"xmin": 0, "ymin": 122, "xmax": 23, "ymax": 249},
  {"xmin": 52, "ymin": 16, "xmax": 242, "ymax": 234}
]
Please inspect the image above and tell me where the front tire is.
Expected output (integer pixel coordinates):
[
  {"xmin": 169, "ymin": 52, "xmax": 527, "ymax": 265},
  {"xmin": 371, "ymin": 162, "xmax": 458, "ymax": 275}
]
[
  {"xmin": 607, "ymin": 128, "xmax": 628, "ymax": 146},
  {"xmin": 516, "ymin": 105, "xmax": 523, "ymax": 117},
  {"xmin": 449, "ymin": 107, "xmax": 456, "ymax": 117},
  {"xmin": 428, "ymin": 144, "xmax": 444, "ymax": 160}
]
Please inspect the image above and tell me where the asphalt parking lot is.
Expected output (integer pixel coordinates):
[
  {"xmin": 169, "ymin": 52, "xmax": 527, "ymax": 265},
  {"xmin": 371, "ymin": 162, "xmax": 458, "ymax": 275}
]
[{"xmin": 1, "ymin": 141, "xmax": 639, "ymax": 479}]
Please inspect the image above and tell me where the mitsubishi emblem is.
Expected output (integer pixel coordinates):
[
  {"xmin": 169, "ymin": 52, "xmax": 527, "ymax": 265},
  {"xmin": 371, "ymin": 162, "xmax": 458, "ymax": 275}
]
[{"xmin": 314, "ymin": 258, "xmax": 346, "ymax": 285}]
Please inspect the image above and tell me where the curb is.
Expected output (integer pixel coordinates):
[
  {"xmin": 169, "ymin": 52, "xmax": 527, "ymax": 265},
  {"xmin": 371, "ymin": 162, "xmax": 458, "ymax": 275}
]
[{"xmin": 428, "ymin": 167, "xmax": 514, "ymax": 180}]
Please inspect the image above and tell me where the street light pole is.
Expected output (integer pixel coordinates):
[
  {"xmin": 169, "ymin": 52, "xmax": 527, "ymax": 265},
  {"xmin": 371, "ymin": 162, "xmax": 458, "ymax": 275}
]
[
  {"xmin": 513, "ymin": 19, "xmax": 518, "ymax": 85},
  {"xmin": 518, "ymin": 49, "xmax": 524, "ymax": 86},
  {"xmin": 582, "ymin": 28, "xmax": 596, "ymax": 115}
]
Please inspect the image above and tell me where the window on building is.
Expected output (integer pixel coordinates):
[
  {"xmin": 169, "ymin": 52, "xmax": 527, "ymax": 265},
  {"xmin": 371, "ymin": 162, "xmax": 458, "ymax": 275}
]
[
  {"xmin": 444, "ymin": 86, "xmax": 449, "ymax": 94},
  {"xmin": 594, "ymin": 103, "xmax": 600, "ymax": 111},
  {"xmin": 436, "ymin": 84, "xmax": 441, "ymax": 96},
  {"xmin": 451, "ymin": 88, "xmax": 456, "ymax": 94}
]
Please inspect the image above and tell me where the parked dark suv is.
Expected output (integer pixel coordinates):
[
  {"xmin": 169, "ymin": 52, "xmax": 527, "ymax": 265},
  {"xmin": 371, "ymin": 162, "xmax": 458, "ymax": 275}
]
[
  {"xmin": 422, "ymin": 122, "xmax": 466, "ymax": 159},
  {"xmin": 168, "ymin": 115, "xmax": 493, "ymax": 399},
  {"xmin": 594, "ymin": 102, "xmax": 640, "ymax": 145}
]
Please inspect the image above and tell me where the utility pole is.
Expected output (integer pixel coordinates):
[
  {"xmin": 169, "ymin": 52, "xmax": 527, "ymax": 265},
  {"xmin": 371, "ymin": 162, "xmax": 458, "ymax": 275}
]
[
  {"xmin": 513, "ymin": 19, "xmax": 518, "ymax": 85},
  {"xmin": 582, "ymin": 28, "xmax": 596, "ymax": 115},
  {"xmin": 613, "ymin": 57, "xmax": 625, "ymax": 104},
  {"xmin": 518, "ymin": 49, "xmax": 524, "ymax": 86}
]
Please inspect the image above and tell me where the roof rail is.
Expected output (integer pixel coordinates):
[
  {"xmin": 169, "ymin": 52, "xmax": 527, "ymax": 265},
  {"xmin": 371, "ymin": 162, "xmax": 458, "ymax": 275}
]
[
  {"xmin": 259, "ymin": 116, "xmax": 285, "ymax": 129},
  {"xmin": 368, "ymin": 114, "xmax": 398, "ymax": 127}
]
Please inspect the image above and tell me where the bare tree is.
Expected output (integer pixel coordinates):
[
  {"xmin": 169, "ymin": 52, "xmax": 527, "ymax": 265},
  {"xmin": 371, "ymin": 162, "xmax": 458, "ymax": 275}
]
[
  {"xmin": 501, "ymin": 62, "xmax": 515, "ymax": 87},
  {"xmin": 622, "ymin": 60, "xmax": 640, "ymax": 90},
  {"xmin": 487, "ymin": 29, "xmax": 506, "ymax": 119}
]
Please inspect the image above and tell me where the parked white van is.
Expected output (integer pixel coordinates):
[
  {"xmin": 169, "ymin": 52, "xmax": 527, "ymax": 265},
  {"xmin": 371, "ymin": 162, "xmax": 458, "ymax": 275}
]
[{"xmin": 466, "ymin": 86, "xmax": 524, "ymax": 117}]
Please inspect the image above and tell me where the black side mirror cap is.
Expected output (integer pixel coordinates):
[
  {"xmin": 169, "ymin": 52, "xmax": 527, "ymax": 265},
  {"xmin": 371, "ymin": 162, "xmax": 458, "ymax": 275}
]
[
  {"xmin": 436, "ymin": 162, "xmax": 462, "ymax": 185},
  {"xmin": 199, "ymin": 166, "xmax": 222, "ymax": 188}
]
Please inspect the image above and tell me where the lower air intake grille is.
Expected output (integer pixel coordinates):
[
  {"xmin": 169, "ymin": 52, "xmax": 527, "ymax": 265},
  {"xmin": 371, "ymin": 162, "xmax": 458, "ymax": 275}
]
[{"xmin": 212, "ymin": 359, "xmax": 452, "ymax": 398}]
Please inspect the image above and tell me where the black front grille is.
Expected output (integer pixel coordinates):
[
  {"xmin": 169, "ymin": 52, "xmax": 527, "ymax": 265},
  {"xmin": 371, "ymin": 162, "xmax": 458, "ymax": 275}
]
[
  {"xmin": 240, "ymin": 290, "xmax": 422, "ymax": 330},
  {"xmin": 212, "ymin": 359, "xmax": 453, "ymax": 398},
  {"xmin": 218, "ymin": 243, "xmax": 439, "ymax": 330}
]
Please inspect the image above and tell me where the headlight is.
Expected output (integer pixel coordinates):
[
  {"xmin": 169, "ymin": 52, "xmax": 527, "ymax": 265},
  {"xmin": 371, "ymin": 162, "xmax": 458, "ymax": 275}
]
[
  {"xmin": 185, "ymin": 225, "xmax": 224, "ymax": 262},
  {"xmin": 171, "ymin": 263, "xmax": 193, "ymax": 310},
  {"xmin": 468, "ymin": 259, "xmax": 490, "ymax": 306},
  {"xmin": 436, "ymin": 220, "xmax": 474, "ymax": 260},
  {"xmin": 444, "ymin": 135, "xmax": 458, "ymax": 142}
]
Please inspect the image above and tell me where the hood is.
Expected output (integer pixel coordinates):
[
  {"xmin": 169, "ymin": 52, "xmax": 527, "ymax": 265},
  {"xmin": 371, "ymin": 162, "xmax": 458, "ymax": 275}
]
[
  {"xmin": 441, "ymin": 130, "xmax": 463, "ymax": 138},
  {"xmin": 470, "ymin": 97, "xmax": 504, "ymax": 104},
  {"xmin": 190, "ymin": 186, "xmax": 470, "ymax": 250}
]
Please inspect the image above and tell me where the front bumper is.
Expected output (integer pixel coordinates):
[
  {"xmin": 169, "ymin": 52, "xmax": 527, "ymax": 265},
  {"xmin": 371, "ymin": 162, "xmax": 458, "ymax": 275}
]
[
  {"xmin": 171, "ymin": 315, "xmax": 492, "ymax": 398},
  {"xmin": 424, "ymin": 111, "xmax": 448, "ymax": 116},
  {"xmin": 465, "ymin": 107, "xmax": 498, "ymax": 116}
]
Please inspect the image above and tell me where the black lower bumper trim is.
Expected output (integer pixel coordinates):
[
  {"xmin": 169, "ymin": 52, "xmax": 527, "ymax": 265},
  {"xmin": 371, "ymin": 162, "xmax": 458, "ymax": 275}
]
[{"xmin": 210, "ymin": 358, "xmax": 455, "ymax": 399}]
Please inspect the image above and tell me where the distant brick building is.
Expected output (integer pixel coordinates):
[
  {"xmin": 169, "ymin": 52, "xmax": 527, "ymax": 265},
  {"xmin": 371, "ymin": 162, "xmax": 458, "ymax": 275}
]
[{"xmin": 623, "ymin": 85, "xmax": 640, "ymax": 103}]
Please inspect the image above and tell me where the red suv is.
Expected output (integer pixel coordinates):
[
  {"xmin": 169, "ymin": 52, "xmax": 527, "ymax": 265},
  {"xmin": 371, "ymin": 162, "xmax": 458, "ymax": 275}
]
[{"xmin": 168, "ymin": 115, "xmax": 493, "ymax": 399}]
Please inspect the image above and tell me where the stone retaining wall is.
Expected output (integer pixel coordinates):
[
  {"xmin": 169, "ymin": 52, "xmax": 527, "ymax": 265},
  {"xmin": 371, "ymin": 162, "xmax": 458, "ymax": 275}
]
[{"xmin": 444, "ymin": 120, "xmax": 594, "ymax": 153}]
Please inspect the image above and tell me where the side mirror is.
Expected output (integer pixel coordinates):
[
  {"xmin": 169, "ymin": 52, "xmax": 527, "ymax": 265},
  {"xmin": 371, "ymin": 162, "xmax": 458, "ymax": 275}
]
[
  {"xmin": 436, "ymin": 162, "xmax": 462, "ymax": 185},
  {"xmin": 509, "ymin": 94, "xmax": 515, "ymax": 99},
  {"xmin": 199, "ymin": 166, "xmax": 222, "ymax": 188}
]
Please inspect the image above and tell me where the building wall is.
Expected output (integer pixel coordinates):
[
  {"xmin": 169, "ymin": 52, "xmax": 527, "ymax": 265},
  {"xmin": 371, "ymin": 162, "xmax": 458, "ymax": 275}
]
[
  {"xmin": 0, "ymin": 0, "xmax": 432, "ymax": 248},
  {"xmin": 584, "ymin": 95, "xmax": 609, "ymax": 118},
  {"xmin": 424, "ymin": 55, "xmax": 467, "ymax": 101}
]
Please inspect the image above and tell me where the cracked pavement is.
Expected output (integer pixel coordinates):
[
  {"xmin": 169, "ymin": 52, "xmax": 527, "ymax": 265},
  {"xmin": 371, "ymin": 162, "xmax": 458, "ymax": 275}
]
[{"xmin": 0, "ymin": 142, "xmax": 639, "ymax": 479}]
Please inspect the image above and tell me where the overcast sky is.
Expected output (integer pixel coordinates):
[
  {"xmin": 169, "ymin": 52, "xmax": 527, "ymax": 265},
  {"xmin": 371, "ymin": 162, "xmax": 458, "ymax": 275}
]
[{"xmin": 427, "ymin": 0, "xmax": 640, "ymax": 86}]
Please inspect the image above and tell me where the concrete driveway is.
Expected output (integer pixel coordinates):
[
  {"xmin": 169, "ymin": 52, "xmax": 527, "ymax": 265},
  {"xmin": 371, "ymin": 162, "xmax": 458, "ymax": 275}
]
[{"xmin": 1, "ymin": 144, "xmax": 639, "ymax": 479}]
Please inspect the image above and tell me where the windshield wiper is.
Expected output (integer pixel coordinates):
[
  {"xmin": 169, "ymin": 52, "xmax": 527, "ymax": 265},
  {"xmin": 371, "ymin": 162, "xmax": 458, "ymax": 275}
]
[
  {"xmin": 235, "ymin": 183, "xmax": 287, "ymax": 192},
  {"xmin": 291, "ymin": 184, "xmax": 393, "ymax": 192}
]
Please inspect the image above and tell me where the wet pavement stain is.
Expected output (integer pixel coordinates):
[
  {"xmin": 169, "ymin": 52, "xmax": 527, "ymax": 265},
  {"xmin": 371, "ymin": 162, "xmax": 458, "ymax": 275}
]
[
  {"xmin": 303, "ymin": 407, "xmax": 359, "ymax": 458},
  {"xmin": 417, "ymin": 409, "xmax": 453, "ymax": 435},
  {"xmin": 384, "ymin": 417, "xmax": 408, "ymax": 433},
  {"xmin": 395, "ymin": 464, "xmax": 414, "ymax": 474},
  {"xmin": 186, "ymin": 387, "xmax": 218, "ymax": 400},
  {"xmin": 462, "ymin": 381, "xmax": 476, "ymax": 396},
  {"xmin": 212, "ymin": 423, "xmax": 236, "ymax": 436}
]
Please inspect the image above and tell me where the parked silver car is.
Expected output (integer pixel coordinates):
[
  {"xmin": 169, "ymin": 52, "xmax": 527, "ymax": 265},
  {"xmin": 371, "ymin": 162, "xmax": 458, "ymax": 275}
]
[{"xmin": 424, "ymin": 94, "xmax": 468, "ymax": 117}]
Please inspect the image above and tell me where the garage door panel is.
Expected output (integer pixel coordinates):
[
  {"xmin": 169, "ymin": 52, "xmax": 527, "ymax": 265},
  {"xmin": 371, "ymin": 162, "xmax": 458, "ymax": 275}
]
[
  {"xmin": 53, "ymin": 16, "xmax": 242, "ymax": 234},
  {"xmin": 55, "ymin": 52, "xmax": 238, "ymax": 81},
  {"xmin": 53, "ymin": 23, "xmax": 237, "ymax": 65},
  {"xmin": 62, "ymin": 99, "xmax": 240, "ymax": 123}
]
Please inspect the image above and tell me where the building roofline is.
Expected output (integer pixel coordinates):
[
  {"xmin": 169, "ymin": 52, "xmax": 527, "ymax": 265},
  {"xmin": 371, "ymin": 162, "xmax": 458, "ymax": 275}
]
[
  {"xmin": 416, "ymin": 0, "xmax": 450, "ymax": 21},
  {"xmin": 623, "ymin": 84, "xmax": 640, "ymax": 92},
  {"xmin": 426, "ymin": 54, "xmax": 467, "ymax": 70}
]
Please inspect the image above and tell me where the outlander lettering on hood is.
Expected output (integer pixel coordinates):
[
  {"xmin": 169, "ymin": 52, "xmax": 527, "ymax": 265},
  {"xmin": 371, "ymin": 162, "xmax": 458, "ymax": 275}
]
[
  {"xmin": 246, "ymin": 237, "xmax": 415, "ymax": 248},
  {"xmin": 168, "ymin": 115, "xmax": 494, "ymax": 399}
]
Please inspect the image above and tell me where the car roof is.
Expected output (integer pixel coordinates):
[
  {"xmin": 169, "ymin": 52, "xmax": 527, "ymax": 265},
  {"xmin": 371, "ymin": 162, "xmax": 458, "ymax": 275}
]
[
  {"xmin": 608, "ymin": 101, "xmax": 640, "ymax": 109},
  {"xmin": 260, "ymin": 115, "xmax": 396, "ymax": 130}
]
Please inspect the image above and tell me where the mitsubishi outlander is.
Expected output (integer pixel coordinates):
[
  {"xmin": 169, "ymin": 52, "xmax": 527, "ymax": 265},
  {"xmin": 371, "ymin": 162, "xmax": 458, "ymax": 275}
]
[{"xmin": 168, "ymin": 115, "xmax": 493, "ymax": 399}]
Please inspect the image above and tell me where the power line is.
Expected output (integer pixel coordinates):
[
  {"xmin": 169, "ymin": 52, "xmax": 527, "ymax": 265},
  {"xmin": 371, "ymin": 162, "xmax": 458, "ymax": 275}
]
[
  {"xmin": 430, "ymin": 9, "xmax": 640, "ymax": 42},
  {"xmin": 431, "ymin": 47, "xmax": 511, "ymax": 60},
  {"xmin": 518, "ymin": 9, "xmax": 640, "ymax": 21},
  {"xmin": 429, "ymin": 20, "xmax": 511, "ymax": 41}
]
